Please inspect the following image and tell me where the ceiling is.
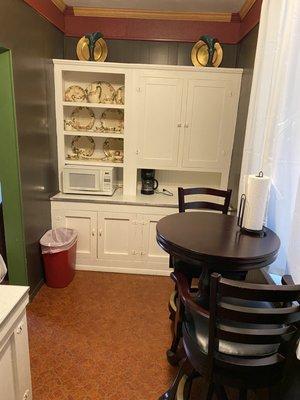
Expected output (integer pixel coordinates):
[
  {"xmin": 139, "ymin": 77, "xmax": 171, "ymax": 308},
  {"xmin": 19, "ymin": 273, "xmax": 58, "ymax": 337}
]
[{"xmin": 63, "ymin": 0, "xmax": 246, "ymax": 13}]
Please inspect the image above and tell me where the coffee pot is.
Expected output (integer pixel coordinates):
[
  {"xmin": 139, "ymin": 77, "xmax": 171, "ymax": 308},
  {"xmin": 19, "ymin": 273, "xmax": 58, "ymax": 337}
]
[{"xmin": 141, "ymin": 169, "xmax": 158, "ymax": 195}]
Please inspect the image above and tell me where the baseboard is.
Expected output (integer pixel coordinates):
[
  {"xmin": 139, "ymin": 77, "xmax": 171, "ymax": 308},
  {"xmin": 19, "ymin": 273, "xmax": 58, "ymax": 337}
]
[
  {"xmin": 29, "ymin": 278, "xmax": 44, "ymax": 301},
  {"xmin": 75, "ymin": 264, "xmax": 171, "ymax": 277}
]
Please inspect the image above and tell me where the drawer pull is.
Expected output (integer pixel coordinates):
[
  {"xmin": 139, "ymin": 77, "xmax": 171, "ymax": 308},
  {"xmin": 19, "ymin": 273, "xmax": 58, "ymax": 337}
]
[{"xmin": 16, "ymin": 324, "xmax": 23, "ymax": 335}]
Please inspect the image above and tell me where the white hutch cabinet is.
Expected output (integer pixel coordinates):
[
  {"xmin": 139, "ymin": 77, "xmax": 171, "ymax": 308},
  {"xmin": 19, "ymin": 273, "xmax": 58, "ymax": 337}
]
[{"xmin": 51, "ymin": 60, "xmax": 242, "ymax": 276}]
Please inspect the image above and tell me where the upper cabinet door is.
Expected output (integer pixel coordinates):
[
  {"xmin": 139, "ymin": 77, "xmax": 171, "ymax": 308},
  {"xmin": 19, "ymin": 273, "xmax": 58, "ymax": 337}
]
[
  {"xmin": 137, "ymin": 75, "xmax": 184, "ymax": 168},
  {"xmin": 182, "ymin": 79, "xmax": 238, "ymax": 170}
]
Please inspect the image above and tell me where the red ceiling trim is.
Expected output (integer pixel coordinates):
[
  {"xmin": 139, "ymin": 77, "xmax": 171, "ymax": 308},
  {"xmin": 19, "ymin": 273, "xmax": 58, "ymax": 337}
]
[
  {"xmin": 64, "ymin": 15, "xmax": 240, "ymax": 44},
  {"xmin": 231, "ymin": 13, "xmax": 241, "ymax": 23},
  {"xmin": 23, "ymin": 0, "xmax": 65, "ymax": 31},
  {"xmin": 239, "ymin": 0, "xmax": 262, "ymax": 40},
  {"xmin": 23, "ymin": 1, "xmax": 261, "ymax": 44}
]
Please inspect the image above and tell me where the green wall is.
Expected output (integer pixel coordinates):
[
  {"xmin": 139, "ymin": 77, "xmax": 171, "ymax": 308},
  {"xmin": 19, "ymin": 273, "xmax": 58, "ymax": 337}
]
[{"xmin": 0, "ymin": 48, "xmax": 28, "ymax": 285}]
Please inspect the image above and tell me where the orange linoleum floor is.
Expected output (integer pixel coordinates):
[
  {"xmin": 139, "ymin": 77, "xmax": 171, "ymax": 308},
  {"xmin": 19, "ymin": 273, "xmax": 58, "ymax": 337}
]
[
  {"xmin": 27, "ymin": 271, "xmax": 175, "ymax": 400},
  {"xmin": 27, "ymin": 271, "xmax": 260, "ymax": 400}
]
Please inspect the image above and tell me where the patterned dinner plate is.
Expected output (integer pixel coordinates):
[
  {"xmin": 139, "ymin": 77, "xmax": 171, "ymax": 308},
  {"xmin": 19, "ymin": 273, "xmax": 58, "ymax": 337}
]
[
  {"xmin": 71, "ymin": 107, "xmax": 95, "ymax": 131},
  {"xmin": 64, "ymin": 85, "xmax": 86, "ymax": 102},
  {"xmin": 71, "ymin": 136, "xmax": 95, "ymax": 158},
  {"xmin": 95, "ymin": 109, "xmax": 124, "ymax": 133}
]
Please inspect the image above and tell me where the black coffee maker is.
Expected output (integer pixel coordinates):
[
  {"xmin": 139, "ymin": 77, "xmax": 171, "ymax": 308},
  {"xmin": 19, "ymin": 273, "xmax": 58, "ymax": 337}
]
[{"xmin": 141, "ymin": 169, "xmax": 158, "ymax": 195}]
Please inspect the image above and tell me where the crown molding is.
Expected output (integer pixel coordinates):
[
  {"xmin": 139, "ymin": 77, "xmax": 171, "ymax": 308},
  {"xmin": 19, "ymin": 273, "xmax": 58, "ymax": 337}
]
[
  {"xmin": 72, "ymin": 7, "xmax": 232, "ymax": 22},
  {"xmin": 239, "ymin": 0, "xmax": 257, "ymax": 20},
  {"xmin": 51, "ymin": 0, "xmax": 66, "ymax": 13},
  {"xmin": 23, "ymin": 0, "xmax": 261, "ymax": 43}
]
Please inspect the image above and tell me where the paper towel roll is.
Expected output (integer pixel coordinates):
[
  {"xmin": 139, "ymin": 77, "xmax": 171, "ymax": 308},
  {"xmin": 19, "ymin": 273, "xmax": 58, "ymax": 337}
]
[{"xmin": 243, "ymin": 174, "xmax": 270, "ymax": 231}]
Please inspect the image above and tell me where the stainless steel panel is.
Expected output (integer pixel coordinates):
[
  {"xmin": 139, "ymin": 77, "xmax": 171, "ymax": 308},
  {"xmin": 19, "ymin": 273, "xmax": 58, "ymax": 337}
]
[{"xmin": 0, "ymin": 0, "xmax": 64, "ymax": 293}]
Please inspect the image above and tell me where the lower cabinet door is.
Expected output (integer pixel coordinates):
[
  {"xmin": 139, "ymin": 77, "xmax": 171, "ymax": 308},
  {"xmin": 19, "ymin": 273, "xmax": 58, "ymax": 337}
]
[
  {"xmin": 52, "ymin": 209, "xmax": 98, "ymax": 262},
  {"xmin": 0, "ymin": 312, "xmax": 32, "ymax": 400},
  {"xmin": 98, "ymin": 212, "xmax": 138, "ymax": 260},
  {"xmin": 140, "ymin": 214, "xmax": 169, "ymax": 267}
]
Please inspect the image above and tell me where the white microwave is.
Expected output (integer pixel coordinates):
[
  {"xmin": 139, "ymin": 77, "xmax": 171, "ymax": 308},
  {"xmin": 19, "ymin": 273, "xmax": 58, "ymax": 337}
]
[{"xmin": 62, "ymin": 166, "xmax": 117, "ymax": 196}]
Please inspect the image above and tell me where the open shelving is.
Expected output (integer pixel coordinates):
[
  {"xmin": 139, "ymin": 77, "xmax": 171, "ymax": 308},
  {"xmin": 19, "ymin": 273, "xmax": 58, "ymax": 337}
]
[
  {"xmin": 54, "ymin": 62, "xmax": 129, "ymax": 191},
  {"xmin": 62, "ymin": 102, "xmax": 125, "ymax": 109},
  {"xmin": 63, "ymin": 131, "xmax": 124, "ymax": 138}
]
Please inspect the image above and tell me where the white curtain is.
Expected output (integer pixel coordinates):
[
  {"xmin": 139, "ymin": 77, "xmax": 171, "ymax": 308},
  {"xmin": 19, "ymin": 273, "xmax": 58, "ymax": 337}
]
[{"xmin": 239, "ymin": 0, "xmax": 300, "ymax": 281}]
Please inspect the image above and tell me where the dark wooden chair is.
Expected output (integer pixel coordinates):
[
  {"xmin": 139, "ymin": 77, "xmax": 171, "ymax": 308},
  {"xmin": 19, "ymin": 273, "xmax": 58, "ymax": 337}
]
[
  {"xmin": 161, "ymin": 271, "xmax": 300, "ymax": 400},
  {"xmin": 178, "ymin": 187, "xmax": 232, "ymax": 214},
  {"xmin": 167, "ymin": 187, "xmax": 232, "ymax": 365}
]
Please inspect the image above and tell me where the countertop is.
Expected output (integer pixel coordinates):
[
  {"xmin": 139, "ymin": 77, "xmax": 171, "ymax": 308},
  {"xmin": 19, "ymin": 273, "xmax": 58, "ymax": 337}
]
[
  {"xmin": 0, "ymin": 285, "xmax": 29, "ymax": 327},
  {"xmin": 51, "ymin": 187, "xmax": 179, "ymax": 208}
]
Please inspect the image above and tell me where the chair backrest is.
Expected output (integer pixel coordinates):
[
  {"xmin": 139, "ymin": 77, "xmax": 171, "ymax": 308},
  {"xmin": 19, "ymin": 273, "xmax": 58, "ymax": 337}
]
[
  {"xmin": 208, "ymin": 273, "xmax": 300, "ymax": 365},
  {"xmin": 178, "ymin": 187, "xmax": 232, "ymax": 214}
]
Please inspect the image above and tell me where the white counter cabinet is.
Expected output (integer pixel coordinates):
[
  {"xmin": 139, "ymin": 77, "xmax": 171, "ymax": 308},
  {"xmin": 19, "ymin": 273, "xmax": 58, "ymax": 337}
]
[
  {"xmin": 0, "ymin": 285, "xmax": 32, "ymax": 400},
  {"xmin": 51, "ymin": 192, "xmax": 174, "ymax": 275}
]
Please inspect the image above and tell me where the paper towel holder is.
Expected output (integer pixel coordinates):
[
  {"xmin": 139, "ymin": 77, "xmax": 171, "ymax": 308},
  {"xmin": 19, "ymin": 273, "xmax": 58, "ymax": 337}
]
[{"xmin": 237, "ymin": 193, "xmax": 266, "ymax": 238}]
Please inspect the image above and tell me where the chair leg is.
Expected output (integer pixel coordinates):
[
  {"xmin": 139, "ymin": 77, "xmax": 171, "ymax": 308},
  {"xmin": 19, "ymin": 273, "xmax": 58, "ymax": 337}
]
[
  {"xmin": 167, "ymin": 295, "xmax": 183, "ymax": 366},
  {"xmin": 158, "ymin": 359, "xmax": 189, "ymax": 400},
  {"xmin": 199, "ymin": 382, "xmax": 214, "ymax": 400},
  {"xmin": 215, "ymin": 384, "xmax": 229, "ymax": 400},
  {"xmin": 239, "ymin": 388, "xmax": 247, "ymax": 400},
  {"xmin": 169, "ymin": 290, "xmax": 177, "ymax": 321}
]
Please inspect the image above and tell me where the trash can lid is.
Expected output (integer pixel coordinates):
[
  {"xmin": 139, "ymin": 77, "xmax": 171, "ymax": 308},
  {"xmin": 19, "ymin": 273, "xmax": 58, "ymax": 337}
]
[{"xmin": 40, "ymin": 228, "xmax": 78, "ymax": 248}]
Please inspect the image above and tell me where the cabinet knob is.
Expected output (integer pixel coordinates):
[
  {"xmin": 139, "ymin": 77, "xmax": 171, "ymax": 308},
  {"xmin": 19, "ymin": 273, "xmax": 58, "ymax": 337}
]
[
  {"xmin": 16, "ymin": 323, "xmax": 23, "ymax": 335},
  {"xmin": 98, "ymin": 229, "xmax": 102, "ymax": 237},
  {"xmin": 177, "ymin": 123, "xmax": 182, "ymax": 127},
  {"xmin": 184, "ymin": 123, "xmax": 189, "ymax": 128},
  {"xmin": 91, "ymin": 229, "xmax": 95, "ymax": 237}
]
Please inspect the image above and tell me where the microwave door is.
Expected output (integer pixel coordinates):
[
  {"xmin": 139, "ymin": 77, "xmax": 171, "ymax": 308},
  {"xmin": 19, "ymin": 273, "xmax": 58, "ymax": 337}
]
[{"xmin": 67, "ymin": 170, "xmax": 101, "ymax": 191}]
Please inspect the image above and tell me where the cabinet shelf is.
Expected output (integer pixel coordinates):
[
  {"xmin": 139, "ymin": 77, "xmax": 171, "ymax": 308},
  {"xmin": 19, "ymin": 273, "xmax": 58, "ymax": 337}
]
[
  {"xmin": 64, "ymin": 131, "xmax": 124, "ymax": 138},
  {"xmin": 65, "ymin": 159, "xmax": 124, "ymax": 168},
  {"xmin": 62, "ymin": 101, "xmax": 125, "ymax": 109}
]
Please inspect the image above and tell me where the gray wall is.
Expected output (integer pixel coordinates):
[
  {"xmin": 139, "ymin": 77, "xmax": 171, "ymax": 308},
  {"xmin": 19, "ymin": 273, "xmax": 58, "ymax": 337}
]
[
  {"xmin": 229, "ymin": 26, "xmax": 259, "ymax": 207},
  {"xmin": 64, "ymin": 37, "xmax": 238, "ymax": 67},
  {"xmin": 0, "ymin": 0, "xmax": 64, "ymax": 294}
]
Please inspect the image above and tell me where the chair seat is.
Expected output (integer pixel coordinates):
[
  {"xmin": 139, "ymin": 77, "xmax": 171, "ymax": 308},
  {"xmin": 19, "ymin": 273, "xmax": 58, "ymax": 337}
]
[{"xmin": 185, "ymin": 298, "xmax": 281, "ymax": 357}]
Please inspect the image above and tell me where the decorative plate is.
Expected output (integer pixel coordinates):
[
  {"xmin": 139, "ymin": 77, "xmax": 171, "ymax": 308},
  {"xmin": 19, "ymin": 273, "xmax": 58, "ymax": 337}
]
[
  {"xmin": 71, "ymin": 136, "xmax": 95, "ymax": 159},
  {"xmin": 95, "ymin": 109, "xmax": 124, "ymax": 133},
  {"xmin": 86, "ymin": 81, "xmax": 115, "ymax": 104},
  {"xmin": 64, "ymin": 119, "xmax": 74, "ymax": 131},
  {"xmin": 191, "ymin": 40, "xmax": 223, "ymax": 67},
  {"xmin": 102, "ymin": 138, "xmax": 124, "ymax": 163},
  {"xmin": 115, "ymin": 85, "xmax": 125, "ymax": 105},
  {"xmin": 76, "ymin": 36, "xmax": 108, "ymax": 62},
  {"xmin": 71, "ymin": 107, "xmax": 95, "ymax": 131},
  {"xmin": 65, "ymin": 85, "xmax": 86, "ymax": 102}
]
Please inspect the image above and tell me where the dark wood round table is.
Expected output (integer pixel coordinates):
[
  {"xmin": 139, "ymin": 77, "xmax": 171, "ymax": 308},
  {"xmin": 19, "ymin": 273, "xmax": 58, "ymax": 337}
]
[{"xmin": 157, "ymin": 212, "xmax": 280, "ymax": 304}]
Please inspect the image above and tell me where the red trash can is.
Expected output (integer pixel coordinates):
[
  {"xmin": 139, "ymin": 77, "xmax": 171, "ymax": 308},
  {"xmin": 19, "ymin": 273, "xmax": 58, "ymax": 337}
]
[{"xmin": 40, "ymin": 228, "xmax": 78, "ymax": 288}]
